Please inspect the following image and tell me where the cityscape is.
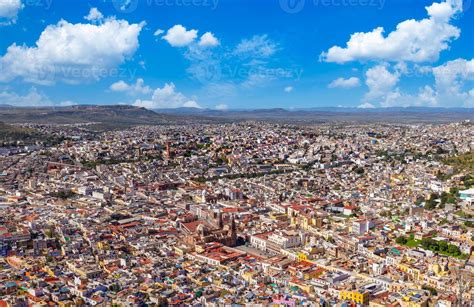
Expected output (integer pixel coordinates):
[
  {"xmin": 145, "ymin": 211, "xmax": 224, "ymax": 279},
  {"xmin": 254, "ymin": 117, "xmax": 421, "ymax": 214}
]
[{"xmin": 1, "ymin": 0, "xmax": 474, "ymax": 306}]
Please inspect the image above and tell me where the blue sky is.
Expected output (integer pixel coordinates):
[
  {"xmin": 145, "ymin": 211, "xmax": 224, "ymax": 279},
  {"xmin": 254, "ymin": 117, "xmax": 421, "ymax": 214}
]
[{"xmin": 0, "ymin": 0, "xmax": 473, "ymax": 109}]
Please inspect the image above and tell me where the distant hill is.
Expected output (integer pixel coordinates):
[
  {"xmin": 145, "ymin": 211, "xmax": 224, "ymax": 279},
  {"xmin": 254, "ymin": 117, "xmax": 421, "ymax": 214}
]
[
  {"xmin": 0, "ymin": 105, "xmax": 213, "ymax": 129},
  {"xmin": 153, "ymin": 106, "xmax": 474, "ymax": 124},
  {"xmin": 0, "ymin": 105, "xmax": 472, "ymax": 128}
]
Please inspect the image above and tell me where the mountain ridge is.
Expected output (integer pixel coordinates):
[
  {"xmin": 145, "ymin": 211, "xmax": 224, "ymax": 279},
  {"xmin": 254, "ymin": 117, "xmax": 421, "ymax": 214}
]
[{"xmin": 0, "ymin": 105, "xmax": 472, "ymax": 127}]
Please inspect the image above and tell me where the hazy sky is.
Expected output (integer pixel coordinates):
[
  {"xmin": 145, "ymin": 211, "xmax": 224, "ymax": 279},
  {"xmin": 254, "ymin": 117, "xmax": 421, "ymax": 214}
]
[{"xmin": 0, "ymin": 0, "xmax": 473, "ymax": 109}]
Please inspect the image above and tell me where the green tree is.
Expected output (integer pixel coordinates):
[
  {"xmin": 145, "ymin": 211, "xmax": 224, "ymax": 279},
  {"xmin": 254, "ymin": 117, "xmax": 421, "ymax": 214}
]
[
  {"xmin": 447, "ymin": 244, "xmax": 460, "ymax": 256},
  {"xmin": 438, "ymin": 240, "xmax": 448, "ymax": 252},
  {"xmin": 396, "ymin": 236, "xmax": 408, "ymax": 245}
]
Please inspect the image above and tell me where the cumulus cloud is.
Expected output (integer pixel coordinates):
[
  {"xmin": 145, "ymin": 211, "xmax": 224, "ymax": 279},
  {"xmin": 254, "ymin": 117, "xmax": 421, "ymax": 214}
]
[
  {"xmin": 328, "ymin": 77, "xmax": 360, "ymax": 89},
  {"xmin": 321, "ymin": 0, "xmax": 462, "ymax": 63},
  {"xmin": 284, "ymin": 86, "xmax": 294, "ymax": 93},
  {"xmin": 110, "ymin": 78, "xmax": 151, "ymax": 95},
  {"xmin": 0, "ymin": 87, "xmax": 51, "ymax": 106},
  {"xmin": 134, "ymin": 83, "xmax": 201, "ymax": 109},
  {"xmin": 161, "ymin": 25, "xmax": 220, "ymax": 49},
  {"xmin": 0, "ymin": 0, "xmax": 22, "ymax": 23},
  {"xmin": 0, "ymin": 17, "xmax": 144, "ymax": 84},
  {"xmin": 0, "ymin": 88, "xmax": 77, "ymax": 107},
  {"xmin": 163, "ymin": 25, "xmax": 198, "ymax": 47},
  {"xmin": 361, "ymin": 64, "xmax": 417, "ymax": 107},
  {"xmin": 364, "ymin": 65, "xmax": 400, "ymax": 101},
  {"xmin": 417, "ymin": 85, "xmax": 438, "ymax": 106},
  {"xmin": 361, "ymin": 63, "xmax": 453, "ymax": 108},
  {"xmin": 199, "ymin": 32, "xmax": 219, "ymax": 47},
  {"xmin": 84, "ymin": 7, "xmax": 103, "ymax": 22},
  {"xmin": 370, "ymin": 59, "xmax": 474, "ymax": 107},
  {"xmin": 431, "ymin": 58, "xmax": 474, "ymax": 106},
  {"xmin": 433, "ymin": 58, "xmax": 474, "ymax": 90}
]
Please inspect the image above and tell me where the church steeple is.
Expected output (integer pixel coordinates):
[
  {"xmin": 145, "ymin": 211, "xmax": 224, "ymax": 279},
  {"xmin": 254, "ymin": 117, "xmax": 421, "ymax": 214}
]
[
  {"xmin": 217, "ymin": 211, "xmax": 223, "ymax": 229},
  {"xmin": 230, "ymin": 214, "xmax": 237, "ymax": 243}
]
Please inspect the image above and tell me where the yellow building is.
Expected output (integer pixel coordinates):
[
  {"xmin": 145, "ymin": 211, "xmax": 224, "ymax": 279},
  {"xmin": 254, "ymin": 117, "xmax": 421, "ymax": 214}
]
[
  {"xmin": 288, "ymin": 280, "xmax": 313, "ymax": 294},
  {"xmin": 339, "ymin": 290, "xmax": 369, "ymax": 305},
  {"xmin": 303, "ymin": 267, "xmax": 325, "ymax": 280},
  {"xmin": 96, "ymin": 241, "xmax": 109, "ymax": 250},
  {"xmin": 242, "ymin": 270, "xmax": 258, "ymax": 284},
  {"xmin": 297, "ymin": 252, "xmax": 308, "ymax": 261}
]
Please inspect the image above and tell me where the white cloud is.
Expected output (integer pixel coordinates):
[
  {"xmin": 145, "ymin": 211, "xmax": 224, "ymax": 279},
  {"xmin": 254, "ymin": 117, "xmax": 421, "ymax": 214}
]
[
  {"xmin": 163, "ymin": 25, "xmax": 198, "ymax": 47},
  {"xmin": 199, "ymin": 32, "xmax": 219, "ymax": 47},
  {"xmin": 431, "ymin": 58, "xmax": 474, "ymax": 106},
  {"xmin": 0, "ymin": 87, "xmax": 78, "ymax": 107},
  {"xmin": 361, "ymin": 64, "xmax": 418, "ymax": 107},
  {"xmin": 321, "ymin": 0, "xmax": 461, "ymax": 63},
  {"xmin": 134, "ymin": 83, "xmax": 201, "ymax": 109},
  {"xmin": 0, "ymin": 0, "xmax": 22, "ymax": 23},
  {"xmin": 0, "ymin": 87, "xmax": 51, "ymax": 106},
  {"xmin": 110, "ymin": 78, "xmax": 151, "ymax": 95},
  {"xmin": 364, "ymin": 65, "xmax": 400, "ymax": 101},
  {"xmin": 0, "ymin": 18, "xmax": 144, "ymax": 84},
  {"xmin": 183, "ymin": 101, "xmax": 200, "ymax": 108},
  {"xmin": 328, "ymin": 77, "xmax": 360, "ymax": 89},
  {"xmin": 161, "ymin": 26, "xmax": 219, "ymax": 49},
  {"xmin": 154, "ymin": 28, "xmax": 164, "ymax": 36},
  {"xmin": 378, "ymin": 90, "xmax": 409, "ymax": 107},
  {"xmin": 234, "ymin": 35, "xmax": 278, "ymax": 59},
  {"xmin": 377, "ymin": 86, "xmax": 443, "ymax": 108},
  {"xmin": 357, "ymin": 102, "xmax": 375, "ymax": 109},
  {"xmin": 284, "ymin": 86, "xmax": 294, "ymax": 93},
  {"xmin": 433, "ymin": 58, "xmax": 474, "ymax": 90},
  {"xmin": 84, "ymin": 8, "xmax": 103, "ymax": 22},
  {"xmin": 418, "ymin": 85, "xmax": 438, "ymax": 106},
  {"xmin": 215, "ymin": 103, "xmax": 228, "ymax": 110},
  {"xmin": 110, "ymin": 81, "xmax": 129, "ymax": 92},
  {"xmin": 361, "ymin": 63, "xmax": 445, "ymax": 108}
]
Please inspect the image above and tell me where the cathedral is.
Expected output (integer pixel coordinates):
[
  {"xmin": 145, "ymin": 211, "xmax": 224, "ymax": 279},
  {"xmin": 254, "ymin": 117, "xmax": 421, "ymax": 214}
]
[{"xmin": 182, "ymin": 211, "xmax": 238, "ymax": 248}]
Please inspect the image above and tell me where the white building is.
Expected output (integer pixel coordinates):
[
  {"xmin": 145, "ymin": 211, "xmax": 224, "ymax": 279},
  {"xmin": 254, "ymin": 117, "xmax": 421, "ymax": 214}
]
[
  {"xmin": 459, "ymin": 188, "xmax": 474, "ymax": 203},
  {"xmin": 267, "ymin": 230, "xmax": 302, "ymax": 249}
]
